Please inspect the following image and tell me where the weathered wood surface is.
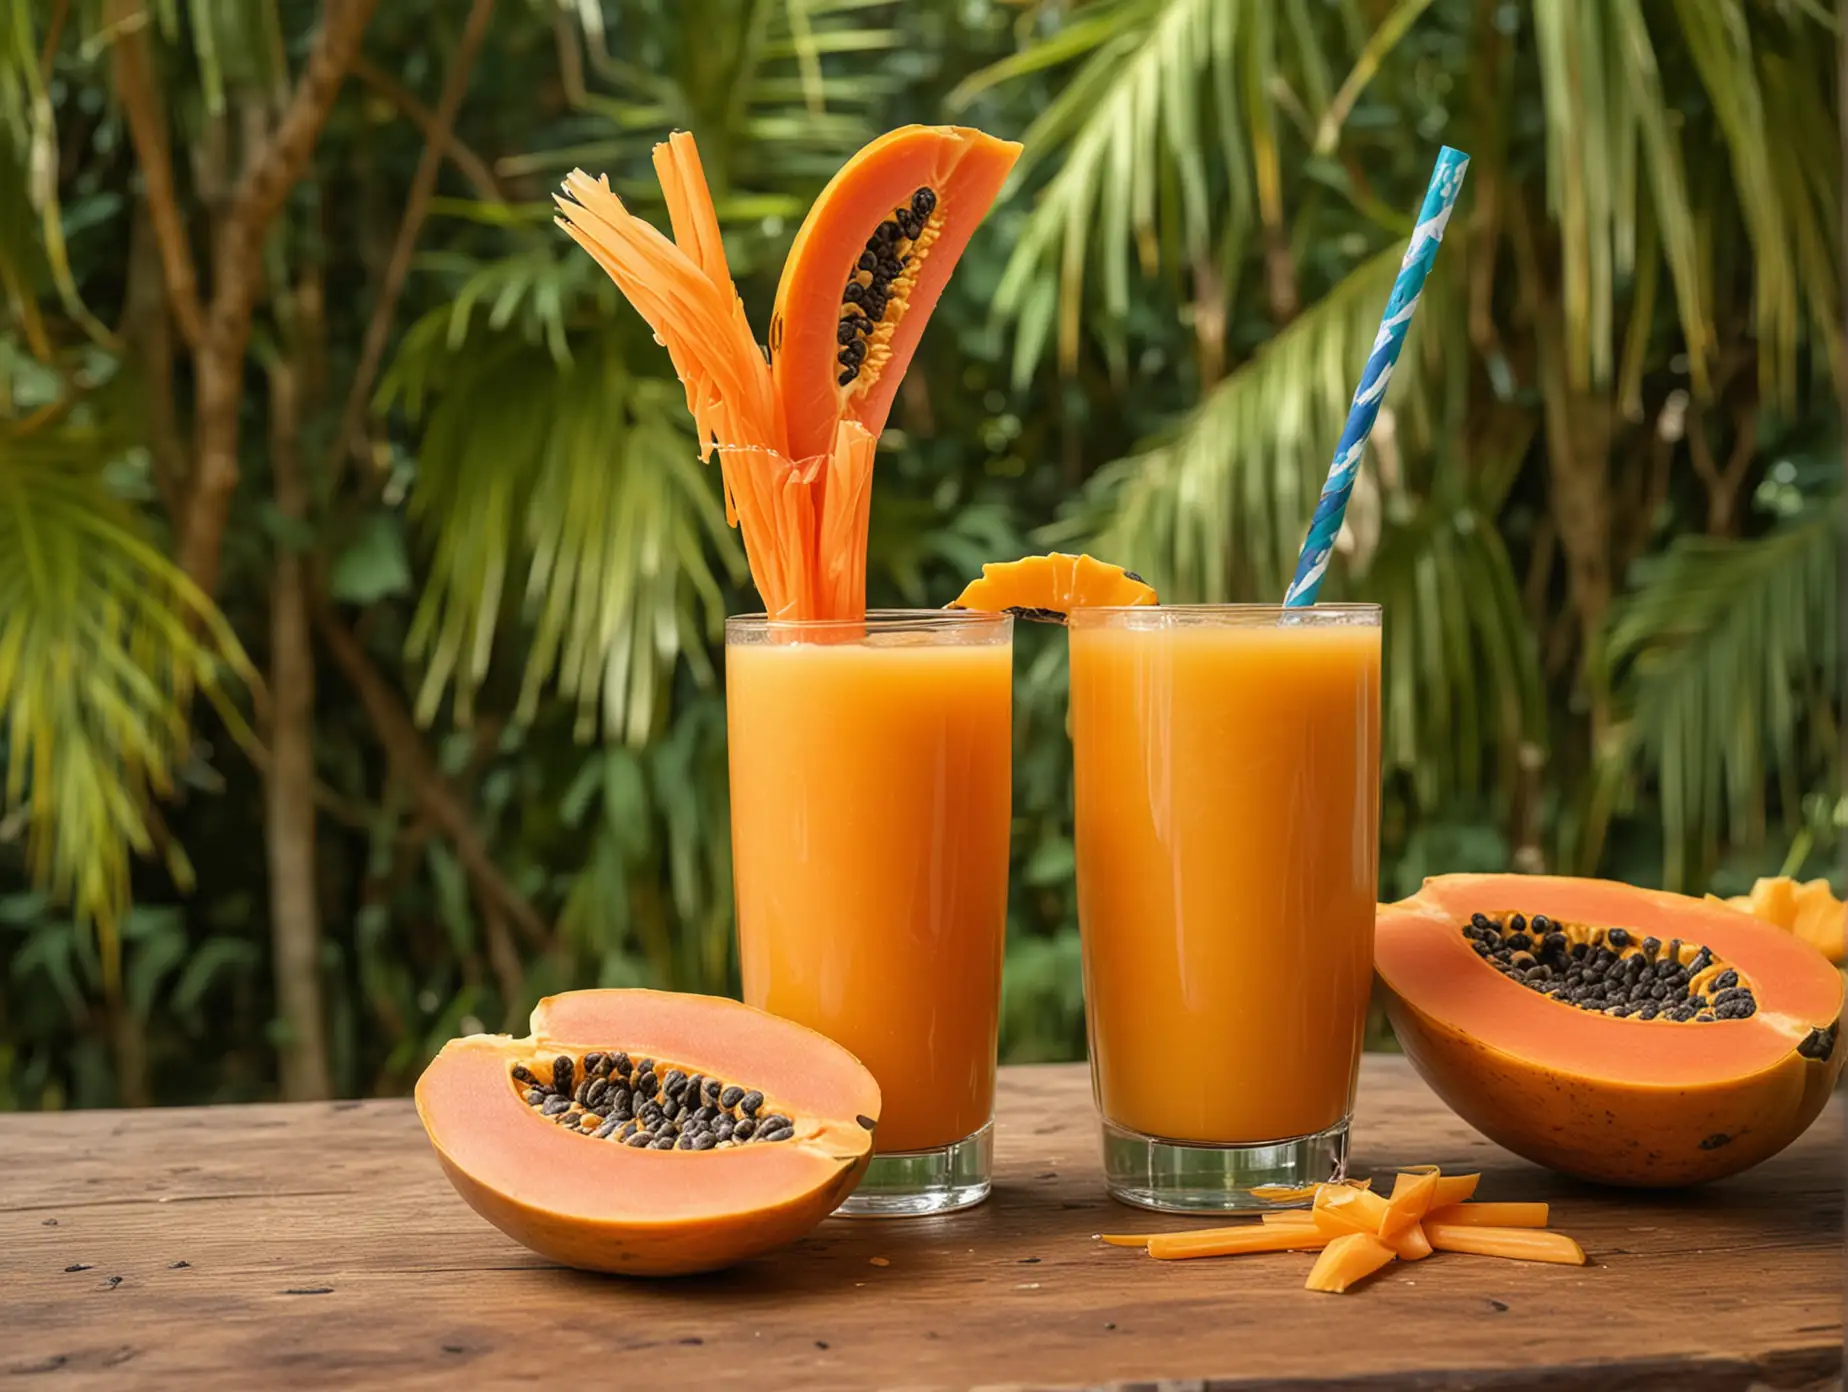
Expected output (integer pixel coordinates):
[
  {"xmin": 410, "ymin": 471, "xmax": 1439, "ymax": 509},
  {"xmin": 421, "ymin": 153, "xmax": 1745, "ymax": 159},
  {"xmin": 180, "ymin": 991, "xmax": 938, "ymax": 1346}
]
[{"xmin": 2, "ymin": 1058, "xmax": 1840, "ymax": 1390}]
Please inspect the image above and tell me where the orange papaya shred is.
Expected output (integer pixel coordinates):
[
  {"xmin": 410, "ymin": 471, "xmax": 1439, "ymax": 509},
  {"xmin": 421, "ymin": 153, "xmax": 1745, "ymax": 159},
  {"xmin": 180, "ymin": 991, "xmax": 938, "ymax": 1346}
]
[
  {"xmin": 1384, "ymin": 1220, "xmax": 1434, "ymax": 1261},
  {"xmin": 1094, "ymin": 1167, "xmax": 1582, "ymax": 1294},
  {"xmin": 1147, "ymin": 1225, "xmax": 1332, "ymax": 1261},
  {"xmin": 555, "ymin": 137, "xmax": 875, "ymax": 623},
  {"xmin": 1425, "ymin": 1223, "xmax": 1586, "ymax": 1266},
  {"xmin": 1305, "ymin": 1232, "xmax": 1397, "ymax": 1293},
  {"xmin": 1424, "ymin": 1201, "xmax": 1549, "ymax": 1228}
]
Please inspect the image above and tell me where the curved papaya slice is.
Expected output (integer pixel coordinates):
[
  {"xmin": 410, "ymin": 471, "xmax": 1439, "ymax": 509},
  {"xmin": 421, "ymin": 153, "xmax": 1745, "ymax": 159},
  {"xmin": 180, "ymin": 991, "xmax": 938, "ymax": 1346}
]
[
  {"xmin": 771, "ymin": 125, "xmax": 1021, "ymax": 461},
  {"xmin": 416, "ymin": 989, "xmax": 880, "ymax": 1275},
  {"xmin": 949, "ymin": 553, "xmax": 1158, "ymax": 622},
  {"xmin": 1715, "ymin": 876, "xmax": 1846, "ymax": 963},
  {"xmin": 1376, "ymin": 874, "xmax": 1845, "ymax": 1187}
]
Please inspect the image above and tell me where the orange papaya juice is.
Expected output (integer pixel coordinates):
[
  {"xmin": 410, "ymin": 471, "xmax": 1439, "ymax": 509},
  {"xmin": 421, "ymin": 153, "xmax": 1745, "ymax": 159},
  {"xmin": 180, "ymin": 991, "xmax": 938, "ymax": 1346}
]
[
  {"xmin": 725, "ymin": 612, "xmax": 1012, "ymax": 1158},
  {"xmin": 1068, "ymin": 606, "xmax": 1381, "ymax": 1148}
]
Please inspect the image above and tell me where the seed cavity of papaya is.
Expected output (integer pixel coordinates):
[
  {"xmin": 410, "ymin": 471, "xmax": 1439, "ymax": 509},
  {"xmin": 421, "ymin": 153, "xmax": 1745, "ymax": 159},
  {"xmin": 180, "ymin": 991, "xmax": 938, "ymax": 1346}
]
[
  {"xmin": 1463, "ymin": 911, "xmax": 1757, "ymax": 1022},
  {"xmin": 510, "ymin": 1050, "xmax": 797, "ymax": 1151},
  {"xmin": 836, "ymin": 186, "xmax": 939, "ymax": 389}
]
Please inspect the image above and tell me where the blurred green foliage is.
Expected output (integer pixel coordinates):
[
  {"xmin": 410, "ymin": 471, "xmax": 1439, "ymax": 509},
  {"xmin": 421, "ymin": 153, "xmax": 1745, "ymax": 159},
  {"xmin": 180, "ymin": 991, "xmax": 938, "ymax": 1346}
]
[{"xmin": 0, "ymin": 0, "xmax": 1839, "ymax": 1109}]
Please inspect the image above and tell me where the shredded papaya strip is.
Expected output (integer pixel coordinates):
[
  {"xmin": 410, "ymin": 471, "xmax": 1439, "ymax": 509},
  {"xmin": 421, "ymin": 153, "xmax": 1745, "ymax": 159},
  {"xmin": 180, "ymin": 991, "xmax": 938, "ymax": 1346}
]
[
  {"xmin": 1260, "ymin": 1211, "xmax": 1318, "ymax": 1226},
  {"xmin": 1097, "ymin": 1233, "xmax": 1156, "ymax": 1248},
  {"xmin": 1429, "ymin": 1172, "xmax": 1480, "ymax": 1208},
  {"xmin": 1425, "ymin": 1202, "xmax": 1549, "ymax": 1229},
  {"xmin": 1147, "ymin": 1226, "xmax": 1333, "ymax": 1261},
  {"xmin": 815, "ymin": 421, "xmax": 876, "ymax": 622},
  {"xmin": 1312, "ymin": 1184, "xmax": 1391, "ymax": 1237},
  {"xmin": 1384, "ymin": 1221, "xmax": 1433, "ymax": 1261},
  {"xmin": 1304, "ymin": 1232, "xmax": 1397, "ymax": 1293},
  {"xmin": 1380, "ymin": 1168, "xmax": 1439, "ymax": 1238},
  {"xmin": 555, "ymin": 174, "xmax": 776, "ymax": 456},
  {"xmin": 1425, "ymin": 1223, "xmax": 1586, "ymax": 1265},
  {"xmin": 651, "ymin": 135, "xmax": 790, "ymax": 459}
]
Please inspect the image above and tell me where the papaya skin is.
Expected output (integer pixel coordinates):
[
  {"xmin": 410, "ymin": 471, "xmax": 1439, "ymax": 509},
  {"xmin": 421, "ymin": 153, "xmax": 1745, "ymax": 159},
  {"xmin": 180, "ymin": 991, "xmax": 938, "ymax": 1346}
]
[
  {"xmin": 1377, "ymin": 875, "xmax": 1845, "ymax": 1187},
  {"xmin": 416, "ymin": 990, "xmax": 881, "ymax": 1276}
]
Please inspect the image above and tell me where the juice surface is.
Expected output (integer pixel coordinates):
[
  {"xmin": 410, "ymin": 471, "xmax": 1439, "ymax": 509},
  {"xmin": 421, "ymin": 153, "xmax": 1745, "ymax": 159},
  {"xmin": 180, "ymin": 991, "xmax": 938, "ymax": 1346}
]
[
  {"xmin": 1069, "ymin": 616, "xmax": 1381, "ymax": 1144},
  {"xmin": 727, "ymin": 634, "xmax": 1011, "ymax": 1153}
]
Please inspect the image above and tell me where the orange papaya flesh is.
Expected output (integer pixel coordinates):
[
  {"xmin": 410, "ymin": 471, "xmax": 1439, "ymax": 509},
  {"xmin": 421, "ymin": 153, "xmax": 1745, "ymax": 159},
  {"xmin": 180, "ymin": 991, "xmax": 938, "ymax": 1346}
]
[
  {"xmin": 1380, "ymin": 1168, "xmax": 1439, "ymax": 1237},
  {"xmin": 1312, "ymin": 1183, "xmax": 1391, "ymax": 1236},
  {"xmin": 771, "ymin": 125, "xmax": 1021, "ymax": 462},
  {"xmin": 1100, "ymin": 1169, "xmax": 1583, "ymax": 1292},
  {"xmin": 1305, "ymin": 1232, "xmax": 1398, "ymax": 1293},
  {"xmin": 1424, "ymin": 1201, "xmax": 1549, "ymax": 1228},
  {"xmin": 1147, "ymin": 1225, "xmax": 1334, "ymax": 1260},
  {"xmin": 416, "ymin": 989, "xmax": 880, "ymax": 1276},
  {"xmin": 1714, "ymin": 876, "xmax": 1846, "ymax": 964},
  {"xmin": 560, "ymin": 128, "xmax": 1011, "ymax": 623},
  {"xmin": 1376, "ymin": 874, "xmax": 1845, "ymax": 1187},
  {"xmin": 1384, "ymin": 1220, "xmax": 1433, "ymax": 1261},
  {"xmin": 1424, "ymin": 1223, "xmax": 1586, "ymax": 1266},
  {"xmin": 948, "ymin": 553, "xmax": 1158, "ymax": 622}
]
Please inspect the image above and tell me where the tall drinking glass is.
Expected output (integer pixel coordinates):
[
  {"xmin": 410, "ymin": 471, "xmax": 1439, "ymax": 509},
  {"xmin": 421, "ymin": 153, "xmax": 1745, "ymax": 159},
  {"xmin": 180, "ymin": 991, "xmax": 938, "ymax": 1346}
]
[
  {"xmin": 726, "ymin": 610, "xmax": 1012, "ymax": 1215},
  {"xmin": 1068, "ymin": 604, "xmax": 1381, "ymax": 1211}
]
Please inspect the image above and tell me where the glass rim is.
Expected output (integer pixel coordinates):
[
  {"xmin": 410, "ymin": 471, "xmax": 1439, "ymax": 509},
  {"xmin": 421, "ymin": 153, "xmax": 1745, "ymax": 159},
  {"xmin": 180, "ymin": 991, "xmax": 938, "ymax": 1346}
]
[
  {"xmin": 725, "ymin": 607, "xmax": 1012, "ymax": 633},
  {"xmin": 1068, "ymin": 602, "xmax": 1380, "ymax": 628}
]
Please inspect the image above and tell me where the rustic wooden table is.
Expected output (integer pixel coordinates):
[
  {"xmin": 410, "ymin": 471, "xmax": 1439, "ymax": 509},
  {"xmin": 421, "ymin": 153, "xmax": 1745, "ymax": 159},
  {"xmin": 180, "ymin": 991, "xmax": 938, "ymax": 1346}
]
[{"xmin": 2, "ymin": 1057, "xmax": 1840, "ymax": 1389}]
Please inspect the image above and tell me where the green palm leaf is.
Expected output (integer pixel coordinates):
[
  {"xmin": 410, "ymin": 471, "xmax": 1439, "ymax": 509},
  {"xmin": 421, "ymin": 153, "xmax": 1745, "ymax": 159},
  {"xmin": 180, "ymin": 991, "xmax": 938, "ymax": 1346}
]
[
  {"xmin": 0, "ymin": 419, "xmax": 254, "ymax": 984},
  {"xmin": 982, "ymin": 0, "xmax": 1264, "ymax": 377},
  {"xmin": 1600, "ymin": 502, "xmax": 1839, "ymax": 888},
  {"xmin": 1051, "ymin": 243, "xmax": 1433, "ymax": 599},
  {"xmin": 386, "ymin": 303, "xmax": 744, "ymax": 747},
  {"xmin": 1364, "ymin": 495, "xmax": 1545, "ymax": 812}
]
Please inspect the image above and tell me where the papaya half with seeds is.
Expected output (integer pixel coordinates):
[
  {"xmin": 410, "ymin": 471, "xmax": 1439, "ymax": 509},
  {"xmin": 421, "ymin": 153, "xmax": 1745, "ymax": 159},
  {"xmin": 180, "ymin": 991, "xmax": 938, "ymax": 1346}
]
[
  {"xmin": 948, "ymin": 553, "xmax": 1158, "ymax": 622},
  {"xmin": 770, "ymin": 124, "xmax": 1021, "ymax": 462},
  {"xmin": 1376, "ymin": 874, "xmax": 1844, "ymax": 1187},
  {"xmin": 416, "ymin": 989, "xmax": 880, "ymax": 1276}
]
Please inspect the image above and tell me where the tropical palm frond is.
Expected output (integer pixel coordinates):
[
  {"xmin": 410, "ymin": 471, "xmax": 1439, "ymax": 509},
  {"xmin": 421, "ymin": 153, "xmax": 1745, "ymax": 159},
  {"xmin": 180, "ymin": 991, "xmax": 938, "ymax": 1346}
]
[
  {"xmin": 1051, "ymin": 243, "xmax": 1435, "ymax": 599},
  {"xmin": 1363, "ymin": 494, "xmax": 1545, "ymax": 813},
  {"xmin": 386, "ymin": 312, "xmax": 744, "ymax": 747},
  {"xmin": 980, "ymin": 0, "xmax": 1268, "ymax": 377},
  {"xmin": 1665, "ymin": 0, "xmax": 1839, "ymax": 401},
  {"xmin": 543, "ymin": 0, "xmax": 903, "ymax": 192},
  {"xmin": 1599, "ymin": 501, "xmax": 1839, "ymax": 888},
  {"xmin": 1530, "ymin": 0, "xmax": 1837, "ymax": 400},
  {"xmin": 1529, "ymin": 0, "xmax": 1708, "ymax": 394},
  {"xmin": 0, "ymin": 3, "xmax": 116, "ymax": 349},
  {"xmin": 0, "ymin": 416, "xmax": 255, "ymax": 986}
]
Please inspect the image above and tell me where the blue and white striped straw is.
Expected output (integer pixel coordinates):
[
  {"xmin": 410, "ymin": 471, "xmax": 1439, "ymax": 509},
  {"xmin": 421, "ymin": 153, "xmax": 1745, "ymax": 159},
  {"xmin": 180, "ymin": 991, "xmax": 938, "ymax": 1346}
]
[{"xmin": 1282, "ymin": 146, "xmax": 1470, "ymax": 608}]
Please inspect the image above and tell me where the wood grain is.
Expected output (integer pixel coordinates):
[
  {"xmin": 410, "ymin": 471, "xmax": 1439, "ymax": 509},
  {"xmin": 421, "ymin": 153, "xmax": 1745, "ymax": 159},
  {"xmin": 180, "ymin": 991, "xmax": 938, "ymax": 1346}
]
[{"xmin": 2, "ymin": 1058, "xmax": 1840, "ymax": 1390}]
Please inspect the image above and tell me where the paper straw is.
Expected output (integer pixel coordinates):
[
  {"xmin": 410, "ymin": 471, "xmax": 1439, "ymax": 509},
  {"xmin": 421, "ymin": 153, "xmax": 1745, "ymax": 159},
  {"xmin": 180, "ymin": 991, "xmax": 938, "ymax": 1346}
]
[{"xmin": 1282, "ymin": 146, "xmax": 1470, "ymax": 608}]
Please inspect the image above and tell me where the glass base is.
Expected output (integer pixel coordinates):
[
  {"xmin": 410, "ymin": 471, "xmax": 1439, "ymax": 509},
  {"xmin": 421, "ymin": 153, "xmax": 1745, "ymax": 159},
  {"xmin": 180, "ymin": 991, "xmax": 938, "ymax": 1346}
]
[
  {"xmin": 1102, "ymin": 1115, "xmax": 1350, "ymax": 1212},
  {"xmin": 834, "ymin": 1122, "xmax": 993, "ymax": 1217}
]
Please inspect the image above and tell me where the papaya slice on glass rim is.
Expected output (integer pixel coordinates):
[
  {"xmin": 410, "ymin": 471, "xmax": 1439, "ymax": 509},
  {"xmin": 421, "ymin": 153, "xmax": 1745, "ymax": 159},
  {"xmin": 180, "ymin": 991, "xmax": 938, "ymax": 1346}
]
[
  {"xmin": 416, "ymin": 989, "xmax": 880, "ymax": 1276},
  {"xmin": 1376, "ymin": 874, "xmax": 1845, "ymax": 1187},
  {"xmin": 949, "ymin": 553, "xmax": 1158, "ymax": 622},
  {"xmin": 771, "ymin": 124, "xmax": 1021, "ymax": 461}
]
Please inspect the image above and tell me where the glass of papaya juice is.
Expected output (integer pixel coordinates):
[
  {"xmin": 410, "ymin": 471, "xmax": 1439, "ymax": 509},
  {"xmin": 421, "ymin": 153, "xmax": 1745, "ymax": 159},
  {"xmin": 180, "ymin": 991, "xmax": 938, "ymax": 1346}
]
[
  {"xmin": 725, "ymin": 610, "xmax": 1013, "ymax": 1215},
  {"xmin": 1067, "ymin": 604, "xmax": 1382, "ymax": 1210}
]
